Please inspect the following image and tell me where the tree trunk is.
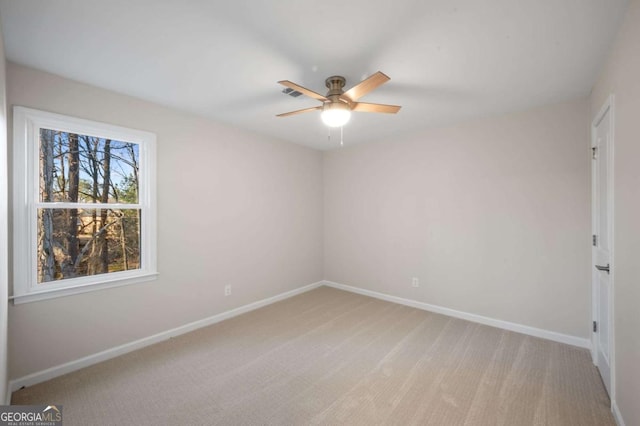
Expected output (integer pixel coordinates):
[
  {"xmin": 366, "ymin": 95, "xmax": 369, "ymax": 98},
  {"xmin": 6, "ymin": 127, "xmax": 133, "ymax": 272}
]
[
  {"xmin": 120, "ymin": 215, "xmax": 129, "ymax": 271},
  {"xmin": 61, "ymin": 132, "xmax": 80, "ymax": 278},
  {"xmin": 38, "ymin": 129, "xmax": 56, "ymax": 282},
  {"xmin": 86, "ymin": 137, "xmax": 100, "ymax": 275},
  {"xmin": 57, "ymin": 135, "xmax": 66, "ymax": 200},
  {"xmin": 98, "ymin": 139, "xmax": 111, "ymax": 273}
]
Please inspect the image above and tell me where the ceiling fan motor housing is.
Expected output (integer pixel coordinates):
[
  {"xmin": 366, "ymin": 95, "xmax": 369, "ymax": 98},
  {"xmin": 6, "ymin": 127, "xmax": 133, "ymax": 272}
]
[{"xmin": 325, "ymin": 76, "xmax": 348, "ymax": 101}]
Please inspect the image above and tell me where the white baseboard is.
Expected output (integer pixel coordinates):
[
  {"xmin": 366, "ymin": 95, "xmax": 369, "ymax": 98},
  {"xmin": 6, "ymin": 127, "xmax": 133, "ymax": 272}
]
[
  {"xmin": 9, "ymin": 281, "xmax": 324, "ymax": 393},
  {"xmin": 322, "ymin": 281, "xmax": 591, "ymax": 349},
  {"xmin": 8, "ymin": 279, "xmax": 593, "ymax": 394},
  {"xmin": 612, "ymin": 400, "xmax": 626, "ymax": 426}
]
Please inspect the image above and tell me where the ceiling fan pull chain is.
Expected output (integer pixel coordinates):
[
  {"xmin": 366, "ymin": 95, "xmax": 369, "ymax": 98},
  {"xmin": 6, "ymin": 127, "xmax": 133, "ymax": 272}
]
[{"xmin": 340, "ymin": 126, "xmax": 344, "ymax": 147}]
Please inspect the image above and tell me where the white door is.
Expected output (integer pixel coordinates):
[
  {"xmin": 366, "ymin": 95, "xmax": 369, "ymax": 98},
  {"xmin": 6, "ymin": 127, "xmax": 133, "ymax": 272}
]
[{"xmin": 592, "ymin": 99, "xmax": 613, "ymax": 396}]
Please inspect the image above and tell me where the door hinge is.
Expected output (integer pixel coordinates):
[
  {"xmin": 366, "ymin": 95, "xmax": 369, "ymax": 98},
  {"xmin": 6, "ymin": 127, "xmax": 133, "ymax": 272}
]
[
  {"xmin": 592, "ymin": 235, "xmax": 597, "ymax": 246},
  {"xmin": 592, "ymin": 147, "xmax": 597, "ymax": 159},
  {"xmin": 593, "ymin": 321, "xmax": 597, "ymax": 333}
]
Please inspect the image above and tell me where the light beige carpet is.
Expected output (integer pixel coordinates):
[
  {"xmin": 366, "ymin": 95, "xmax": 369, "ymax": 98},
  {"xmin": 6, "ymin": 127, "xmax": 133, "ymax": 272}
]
[{"xmin": 12, "ymin": 286, "xmax": 614, "ymax": 425}]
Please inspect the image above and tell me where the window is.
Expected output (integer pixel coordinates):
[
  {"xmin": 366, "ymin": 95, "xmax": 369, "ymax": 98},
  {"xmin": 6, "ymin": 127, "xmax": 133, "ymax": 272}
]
[{"xmin": 12, "ymin": 107, "xmax": 157, "ymax": 303}]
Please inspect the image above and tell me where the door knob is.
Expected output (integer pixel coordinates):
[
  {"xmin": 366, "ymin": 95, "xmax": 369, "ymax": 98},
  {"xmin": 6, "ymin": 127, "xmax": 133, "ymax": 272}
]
[{"xmin": 595, "ymin": 264, "xmax": 610, "ymax": 274}]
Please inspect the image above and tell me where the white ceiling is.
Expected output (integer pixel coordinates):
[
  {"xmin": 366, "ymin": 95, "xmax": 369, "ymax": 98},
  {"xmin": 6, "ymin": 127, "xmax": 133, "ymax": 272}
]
[{"xmin": 0, "ymin": 0, "xmax": 628, "ymax": 150}]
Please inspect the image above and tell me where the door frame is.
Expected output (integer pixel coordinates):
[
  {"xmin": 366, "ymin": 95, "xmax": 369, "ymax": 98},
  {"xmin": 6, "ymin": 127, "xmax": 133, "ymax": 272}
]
[{"xmin": 591, "ymin": 94, "xmax": 615, "ymax": 400}]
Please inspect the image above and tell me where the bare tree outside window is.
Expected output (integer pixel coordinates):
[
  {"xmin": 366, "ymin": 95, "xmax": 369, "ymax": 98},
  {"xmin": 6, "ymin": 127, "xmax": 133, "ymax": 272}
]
[
  {"xmin": 37, "ymin": 129, "xmax": 141, "ymax": 283},
  {"xmin": 13, "ymin": 107, "xmax": 156, "ymax": 303}
]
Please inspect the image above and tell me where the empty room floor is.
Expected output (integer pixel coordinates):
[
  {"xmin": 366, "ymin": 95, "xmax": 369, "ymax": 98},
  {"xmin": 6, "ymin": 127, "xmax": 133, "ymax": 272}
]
[{"xmin": 12, "ymin": 286, "xmax": 613, "ymax": 425}]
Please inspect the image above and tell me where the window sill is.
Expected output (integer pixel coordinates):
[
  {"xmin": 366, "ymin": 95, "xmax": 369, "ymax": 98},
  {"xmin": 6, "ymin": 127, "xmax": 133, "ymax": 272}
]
[{"xmin": 11, "ymin": 272, "xmax": 159, "ymax": 305}]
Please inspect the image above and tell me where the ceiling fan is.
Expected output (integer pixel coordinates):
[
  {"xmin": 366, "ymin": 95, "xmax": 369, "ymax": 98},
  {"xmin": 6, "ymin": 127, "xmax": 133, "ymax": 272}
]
[{"xmin": 277, "ymin": 71, "xmax": 401, "ymax": 127}]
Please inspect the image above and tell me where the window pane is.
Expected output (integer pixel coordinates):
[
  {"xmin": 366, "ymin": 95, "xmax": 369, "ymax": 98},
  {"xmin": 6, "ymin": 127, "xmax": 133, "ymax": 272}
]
[
  {"xmin": 37, "ymin": 208, "xmax": 141, "ymax": 283},
  {"xmin": 39, "ymin": 129, "xmax": 140, "ymax": 204}
]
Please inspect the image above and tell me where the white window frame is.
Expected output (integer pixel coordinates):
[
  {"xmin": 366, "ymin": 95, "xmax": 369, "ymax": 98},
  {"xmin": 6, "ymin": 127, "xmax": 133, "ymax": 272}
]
[{"xmin": 12, "ymin": 106, "xmax": 157, "ymax": 304}]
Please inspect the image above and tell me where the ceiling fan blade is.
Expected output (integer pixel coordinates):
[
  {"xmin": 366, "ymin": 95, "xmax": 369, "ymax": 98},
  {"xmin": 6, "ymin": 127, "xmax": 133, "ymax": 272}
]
[
  {"xmin": 278, "ymin": 80, "xmax": 328, "ymax": 101},
  {"xmin": 342, "ymin": 71, "xmax": 390, "ymax": 102},
  {"xmin": 276, "ymin": 106, "xmax": 322, "ymax": 117},
  {"xmin": 352, "ymin": 102, "xmax": 401, "ymax": 114}
]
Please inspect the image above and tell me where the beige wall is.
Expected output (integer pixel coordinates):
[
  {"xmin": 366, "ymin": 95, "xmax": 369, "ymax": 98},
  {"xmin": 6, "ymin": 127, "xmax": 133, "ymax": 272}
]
[
  {"xmin": 0, "ymin": 21, "xmax": 8, "ymax": 403},
  {"xmin": 324, "ymin": 99, "xmax": 591, "ymax": 338},
  {"xmin": 6, "ymin": 63, "xmax": 324, "ymax": 379},
  {"xmin": 591, "ymin": 0, "xmax": 640, "ymax": 424}
]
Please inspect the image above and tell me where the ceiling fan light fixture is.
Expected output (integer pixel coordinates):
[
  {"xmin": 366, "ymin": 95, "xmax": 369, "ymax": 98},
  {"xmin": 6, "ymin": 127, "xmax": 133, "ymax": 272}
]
[
  {"xmin": 277, "ymin": 72, "xmax": 399, "ymax": 132},
  {"xmin": 321, "ymin": 102, "xmax": 351, "ymax": 127}
]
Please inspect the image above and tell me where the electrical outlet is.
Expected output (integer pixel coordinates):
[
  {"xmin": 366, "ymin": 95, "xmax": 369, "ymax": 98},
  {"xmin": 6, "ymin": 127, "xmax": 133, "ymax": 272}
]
[
  {"xmin": 224, "ymin": 284, "xmax": 231, "ymax": 296},
  {"xmin": 412, "ymin": 277, "xmax": 419, "ymax": 288}
]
